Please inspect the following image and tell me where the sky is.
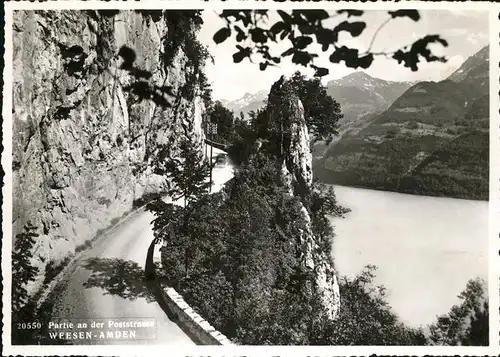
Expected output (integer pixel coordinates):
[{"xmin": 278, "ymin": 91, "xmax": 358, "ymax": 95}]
[{"xmin": 197, "ymin": 10, "xmax": 489, "ymax": 101}]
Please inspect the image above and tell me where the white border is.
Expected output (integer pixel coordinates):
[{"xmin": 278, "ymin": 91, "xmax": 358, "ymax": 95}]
[
  {"xmin": 2, "ymin": 1, "xmax": 500, "ymax": 356},
  {"xmin": 489, "ymin": 9, "xmax": 500, "ymax": 350}
]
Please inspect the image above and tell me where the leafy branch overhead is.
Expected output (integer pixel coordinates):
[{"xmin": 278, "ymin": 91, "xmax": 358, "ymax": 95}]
[{"xmin": 213, "ymin": 10, "xmax": 448, "ymax": 76}]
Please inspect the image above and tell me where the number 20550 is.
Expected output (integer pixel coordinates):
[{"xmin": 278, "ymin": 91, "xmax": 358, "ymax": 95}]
[{"xmin": 17, "ymin": 322, "xmax": 41, "ymax": 330}]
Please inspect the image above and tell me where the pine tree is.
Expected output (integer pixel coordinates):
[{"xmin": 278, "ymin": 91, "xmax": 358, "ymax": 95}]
[
  {"xmin": 164, "ymin": 136, "xmax": 211, "ymax": 207},
  {"xmin": 12, "ymin": 222, "xmax": 39, "ymax": 313}
]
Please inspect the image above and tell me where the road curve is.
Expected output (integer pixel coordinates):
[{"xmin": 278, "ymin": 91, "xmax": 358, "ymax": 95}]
[{"xmin": 49, "ymin": 146, "xmax": 233, "ymax": 345}]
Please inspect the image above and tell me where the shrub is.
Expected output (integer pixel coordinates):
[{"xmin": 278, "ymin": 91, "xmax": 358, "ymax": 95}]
[
  {"xmin": 429, "ymin": 278, "xmax": 488, "ymax": 346},
  {"xmin": 312, "ymin": 265, "xmax": 427, "ymax": 345},
  {"xmin": 133, "ymin": 192, "xmax": 162, "ymax": 208},
  {"xmin": 406, "ymin": 121, "xmax": 420, "ymax": 130},
  {"xmin": 385, "ymin": 127, "xmax": 400, "ymax": 139},
  {"xmin": 75, "ymin": 239, "xmax": 93, "ymax": 253}
]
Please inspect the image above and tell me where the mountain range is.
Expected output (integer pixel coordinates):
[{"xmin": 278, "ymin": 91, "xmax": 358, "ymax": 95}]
[
  {"xmin": 219, "ymin": 46, "xmax": 489, "ymax": 200},
  {"xmin": 220, "ymin": 72, "xmax": 414, "ymax": 128},
  {"xmin": 314, "ymin": 46, "xmax": 489, "ymax": 200},
  {"xmin": 219, "ymin": 90, "xmax": 268, "ymax": 117}
]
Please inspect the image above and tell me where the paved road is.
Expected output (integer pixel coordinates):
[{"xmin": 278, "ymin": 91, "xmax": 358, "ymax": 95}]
[{"xmin": 49, "ymin": 147, "xmax": 233, "ymax": 345}]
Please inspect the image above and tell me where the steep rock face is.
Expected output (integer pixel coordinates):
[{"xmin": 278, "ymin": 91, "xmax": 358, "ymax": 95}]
[
  {"xmin": 265, "ymin": 78, "xmax": 340, "ymax": 320},
  {"xmin": 12, "ymin": 10, "xmax": 205, "ymax": 294}
]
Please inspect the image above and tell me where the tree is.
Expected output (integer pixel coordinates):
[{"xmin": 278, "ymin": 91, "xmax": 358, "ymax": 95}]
[
  {"xmin": 12, "ymin": 223, "xmax": 39, "ymax": 313},
  {"xmin": 428, "ymin": 278, "xmax": 488, "ymax": 346},
  {"xmin": 314, "ymin": 265, "xmax": 428, "ymax": 345},
  {"xmin": 213, "ymin": 10, "xmax": 448, "ymax": 77},
  {"xmin": 207, "ymin": 101, "xmax": 235, "ymax": 144},
  {"xmin": 289, "ymin": 71, "xmax": 343, "ymax": 144},
  {"xmin": 163, "ymin": 136, "xmax": 211, "ymax": 207},
  {"xmin": 12, "ymin": 223, "xmax": 40, "ymax": 344}
]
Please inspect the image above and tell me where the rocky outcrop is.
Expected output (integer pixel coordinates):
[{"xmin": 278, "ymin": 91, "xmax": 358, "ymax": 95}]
[
  {"xmin": 264, "ymin": 77, "xmax": 341, "ymax": 320},
  {"xmin": 12, "ymin": 10, "xmax": 206, "ymax": 295}
]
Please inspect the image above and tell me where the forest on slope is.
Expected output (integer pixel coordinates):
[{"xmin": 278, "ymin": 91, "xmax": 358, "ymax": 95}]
[{"xmin": 314, "ymin": 46, "xmax": 489, "ymax": 200}]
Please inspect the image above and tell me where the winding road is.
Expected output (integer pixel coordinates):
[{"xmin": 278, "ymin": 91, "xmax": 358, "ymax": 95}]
[{"xmin": 48, "ymin": 146, "xmax": 234, "ymax": 345}]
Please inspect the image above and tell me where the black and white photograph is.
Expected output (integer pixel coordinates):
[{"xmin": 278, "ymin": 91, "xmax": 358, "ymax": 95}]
[{"xmin": 2, "ymin": 0, "xmax": 497, "ymax": 354}]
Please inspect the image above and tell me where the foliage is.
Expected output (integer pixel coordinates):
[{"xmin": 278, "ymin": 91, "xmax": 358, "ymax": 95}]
[
  {"xmin": 161, "ymin": 136, "xmax": 212, "ymax": 207},
  {"xmin": 12, "ymin": 223, "xmax": 40, "ymax": 344},
  {"xmin": 198, "ymin": 71, "xmax": 213, "ymax": 107},
  {"xmin": 226, "ymin": 116, "xmax": 259, "ymax": 166},
  {"xmin": 213, "ymin": 10, "xmax": 448, "ymax": 76},
  {"xmin": 43, "ymin": 257, "xmax": 72, "ymax": 285},
  {"xmin": 309, "ymin": 181, "xmax": 350, "ymax": 254},
  {"xmin": 162, "ymin": 11, "xmax": 205, "ymax": 69},
  {"xmin": 289, "ymin": 72, "xmax": 343, "ymax": 144},
  {"xmin": 313, "ymin": 265, "xmax": 428, "ymax": 345},
  {"xmin": 316, "ymin": 131, "xmax": 489, "ymax": 200},
  {"xmin": 227, "ymin": 73, "xmax": 342, "ymax": 162},
  {"xmin": 132, "ymin": 192, "xmax": 162, "ymax": 209},
  {"xmin": 12, "ymin": 223, "xmax": 40, "ymax": 313},
  {"xmin": 206, "ymin": 101, "xmax": 235, "ymax": 144},
  {"xmin": 150, "ymin": 151, "xmax": 339, "ymax": 344},
  {"xmin": 429, "ymin": 278, "xmax": 488, "ymax": 346}
]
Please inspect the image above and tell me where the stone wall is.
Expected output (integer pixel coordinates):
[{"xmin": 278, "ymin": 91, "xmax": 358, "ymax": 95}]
[{"xmin": 149, "ymin": 240, "xmax": 233, "ymax": 345}]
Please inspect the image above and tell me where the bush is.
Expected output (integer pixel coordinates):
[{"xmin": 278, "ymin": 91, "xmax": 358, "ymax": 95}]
[
  {"xmin": 406, "ymin": 121, "xmax": 420, "ymax": 130},
  {"xmin": 75, "ymin": 239, "xmax": 93, "ymax": 253},
  {"xmin": 313, "ymin": 265, "xmax": 427, "ymax": 345},
  {"xmin": 133, "ymin": 192, "xmax": 162, "ymax": 208},
  {"xmin": 429, "ymin": 278, "xmax": 488, "ymax": 346}
]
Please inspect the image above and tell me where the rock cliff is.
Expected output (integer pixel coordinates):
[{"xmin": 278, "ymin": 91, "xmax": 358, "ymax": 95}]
[
  {"xmin": 12, "ymin": 10, "xmax": 206, "ymax": 294},
  {"xmin": 263, "ymin": 77, "xmax": 341, "ymax": 320}
]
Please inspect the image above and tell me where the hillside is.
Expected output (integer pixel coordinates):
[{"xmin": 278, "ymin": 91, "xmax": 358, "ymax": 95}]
[
  {"xmin": 326, "ymin": 72, "xmax": 414, "ymax": 134},
  {"xmin": 314, "ymin": 46, "xmax": 489, "ymax": 200},
  {"xmin": 311, "ymin": 73, "xmax": 414, "ymax": 158}
]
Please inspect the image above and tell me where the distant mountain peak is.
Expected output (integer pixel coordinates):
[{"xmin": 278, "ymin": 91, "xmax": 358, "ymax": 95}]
[
  {"xmin": 343, "ymin": 71, "xmax": 373, "ymax": 80},
  {"xmin": 448, "ymin": 45, "xmax": 489, "ymax": 83},
  {"xmin": 218, "ymin": 90, "xmax": 268, "ymax": 115},
  {"xmin": 328, "ymin": 71, "xmax": 409, "ymax": 89}
]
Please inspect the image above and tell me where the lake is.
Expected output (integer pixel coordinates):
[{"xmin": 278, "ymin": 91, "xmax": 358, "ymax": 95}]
[{"xmin": 329, "ymin": 185, "xmax": 488, "ymax": 328}]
